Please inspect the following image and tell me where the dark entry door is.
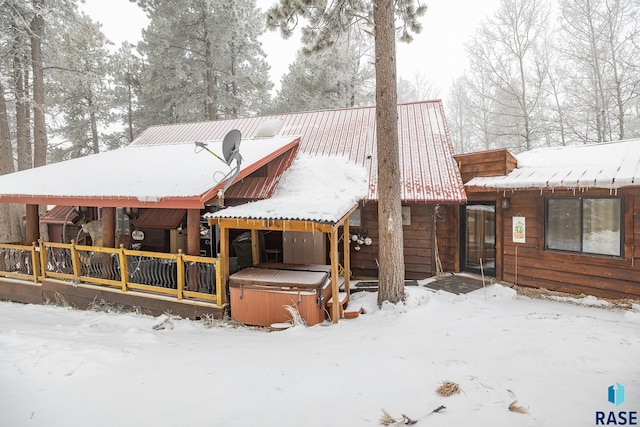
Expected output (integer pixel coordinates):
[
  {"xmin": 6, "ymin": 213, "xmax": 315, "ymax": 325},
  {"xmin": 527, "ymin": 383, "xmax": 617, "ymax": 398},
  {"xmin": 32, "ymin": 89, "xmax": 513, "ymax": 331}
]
[{"xmin": 461, "ymin": 203, "xmax": 496, "ymax": 276}]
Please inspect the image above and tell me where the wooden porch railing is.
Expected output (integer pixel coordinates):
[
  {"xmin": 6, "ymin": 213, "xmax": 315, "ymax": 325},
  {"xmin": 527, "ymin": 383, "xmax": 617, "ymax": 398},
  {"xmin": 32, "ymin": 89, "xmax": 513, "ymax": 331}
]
[
  {"xmin": 0, "ymin": 243, "xmax": 40, "ymax": 283},
  {"xmin": 0, "ymin": 241, "xmax": 224, "ymax": 306}
]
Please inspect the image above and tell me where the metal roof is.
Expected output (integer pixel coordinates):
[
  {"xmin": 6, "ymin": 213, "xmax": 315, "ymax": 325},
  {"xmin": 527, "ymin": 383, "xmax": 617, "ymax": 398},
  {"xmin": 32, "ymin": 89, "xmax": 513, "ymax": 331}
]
[
  {"xmin": 132, "ymin": 208, "xmax": 186, "ymax": 229},
  {"xmin": 40, "ymin": 205, "xmax": 79, "ymax": 225},
  {"xmin": 131, "ymin": 101, "xmax": 466, "ymax": 203},
  {"xmin": 467, "ymin": 139, "xmax": 640, "ymax": 191},
  {"xmin": 0, "ymin": 136, "xmax": 299, "ymax": 209}
]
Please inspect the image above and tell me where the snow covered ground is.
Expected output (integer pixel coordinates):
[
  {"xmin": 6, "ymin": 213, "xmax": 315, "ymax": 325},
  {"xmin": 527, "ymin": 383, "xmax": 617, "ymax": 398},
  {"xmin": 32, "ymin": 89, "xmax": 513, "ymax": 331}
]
[{"xmin": 1, "ymin": 283, "xmax": 638, "ymax": 427}]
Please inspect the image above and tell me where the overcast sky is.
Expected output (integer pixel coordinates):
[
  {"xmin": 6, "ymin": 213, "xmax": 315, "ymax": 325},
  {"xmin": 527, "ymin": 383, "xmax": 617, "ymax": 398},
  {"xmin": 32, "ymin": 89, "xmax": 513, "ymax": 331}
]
[{"xmin": 81, "ymin": 0, "xmax": 501, "ymax": 98}]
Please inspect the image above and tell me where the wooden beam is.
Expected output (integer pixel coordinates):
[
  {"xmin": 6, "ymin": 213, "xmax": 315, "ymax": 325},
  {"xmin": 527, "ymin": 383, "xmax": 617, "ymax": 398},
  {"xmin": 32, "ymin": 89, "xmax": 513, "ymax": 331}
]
[
  {"xmin": 343, "ymin": 217, "xmax": 350, "ymax": 297},
  {"xmin": 207, "ymin": 205, "xmax": 360, "ymax": 234},
  {"xmin": 219, "ymin": 226, "xmax": 229, "ymax": 305},
  {"xmin": 25, "ymin": 204, "xmax": 39, "ymax": 245},
  {"xmin": 330, "ymin": 226, "xmax": 340, "ymax": 323},
  {"xmin": 209, "ymin": 218, "xmax": 334, "ymax": 233},
  {"xmin": 0, "ymin": 195, "xmax": 206, "ymax": 209},
  {"xmin": 102, "ymin": 207, "xmax": 116, "ymax": 248},
  {"xmin": 186, "ymin": 209, "xmax": 201, "ymax": 292},
  {"xmin": 251, "ymin": 229, "xmax": 260, "ymax": 265},
  {"xmin": 187, "ymin": 209, "xmax": 200, "ymax": 256}
]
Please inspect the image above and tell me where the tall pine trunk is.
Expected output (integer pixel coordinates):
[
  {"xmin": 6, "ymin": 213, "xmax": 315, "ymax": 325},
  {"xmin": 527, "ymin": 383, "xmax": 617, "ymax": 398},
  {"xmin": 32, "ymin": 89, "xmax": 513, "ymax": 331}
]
[
  {"xmin": 374, "ymin": 0, "xmax": 405, "ymax": 305},
  {"xmin": 29, "ymin": 0, "xmax": 49, "ymax": 242},
  {"xmin": 14, "ymin": 45, "xmax": 31, "ymax": 171},
  {"xmin": 0, "ymin": 84, "xmax": 22, "ymax": 243},
  {"xmin": 31, "ymin": 0, "xmax": 47, "ymax": 167},
  {"xmin": 0, "ymin": 86, "xmax": 13, "ymax": 176}
]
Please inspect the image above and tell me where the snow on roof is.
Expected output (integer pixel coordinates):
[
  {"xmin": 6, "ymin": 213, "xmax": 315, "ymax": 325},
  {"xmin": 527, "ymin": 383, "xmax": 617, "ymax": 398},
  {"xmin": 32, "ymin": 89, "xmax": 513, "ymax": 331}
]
[
  {"xmin": 207, "ymin": 156, "xmax": 369, "ymax": 224},
  {"xmin": 467, "ymin": 139, "xmax": 640, "ymax": 190},
  {"xmin": 0, "ymin": 136, "xmax": 298, "ymax": 207},
  {"xmin": 130, "ymin": 101, "xmax": 466, "ymax": 203}
]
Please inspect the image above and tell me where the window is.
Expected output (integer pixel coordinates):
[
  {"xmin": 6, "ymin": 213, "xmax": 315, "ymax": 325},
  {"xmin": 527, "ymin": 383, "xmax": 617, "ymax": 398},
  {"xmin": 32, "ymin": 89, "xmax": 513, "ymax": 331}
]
[
  {"xmin": 545, "ymin": 197, "xmax": 622, "ymax": 256},
  {"xmin": 116, "ymin": 208, "xmax": 131, "ymax": 236}
]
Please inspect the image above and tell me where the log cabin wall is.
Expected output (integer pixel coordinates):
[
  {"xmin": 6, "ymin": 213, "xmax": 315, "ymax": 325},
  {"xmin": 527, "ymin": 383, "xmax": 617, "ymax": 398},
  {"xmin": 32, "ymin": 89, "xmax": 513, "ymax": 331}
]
[
  {"xmin": 347, "ymin": 203, "xmax": 380, "ymax": 278},
  {"xmin": 497, "ymin": 187, "xmax": 640, "ymax": 299},
  {"xmin": 47, "ymin": 224, "xmax": 84, "ymax": 244},
  {"xmin": 435, "ymin": 203, "xmax": 460, "ymax": 273},
  {"xmin": 348, "ymin": 202, "xmax": 439, "ymax": 280},
  {"xmin": 402, "ymin": 202, "xmax": 436, "ymax": 280}
]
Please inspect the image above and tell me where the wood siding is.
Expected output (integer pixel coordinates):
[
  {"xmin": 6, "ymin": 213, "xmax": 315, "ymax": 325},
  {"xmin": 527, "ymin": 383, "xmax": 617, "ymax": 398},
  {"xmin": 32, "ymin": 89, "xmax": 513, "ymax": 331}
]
[
  {"xmin": 347, "ymin": 202, "xmax": 443, "ymax": 280},
  {"xmin": 454, "ymin": 149, "xmax": 517, "ymax": 184},
  {"xmin": 495, "ymin": 188, "xmax": 640, "ymax": 299},
  {"xmin": 435, "ymin": 204, "xmax": 460, "ymax": 273}
]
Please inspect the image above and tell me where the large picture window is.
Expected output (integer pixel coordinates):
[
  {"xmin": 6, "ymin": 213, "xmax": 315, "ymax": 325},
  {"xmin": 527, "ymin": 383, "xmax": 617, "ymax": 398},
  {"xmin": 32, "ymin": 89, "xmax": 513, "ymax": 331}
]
[{"xmin": 545, "ymin": 197, "xmax": 622, "ymax": 256}]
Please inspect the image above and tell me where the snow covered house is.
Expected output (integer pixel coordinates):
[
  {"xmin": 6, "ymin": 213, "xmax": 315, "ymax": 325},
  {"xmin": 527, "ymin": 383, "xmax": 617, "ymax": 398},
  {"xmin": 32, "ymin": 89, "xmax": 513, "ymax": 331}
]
[
  {"xmin": 455, "ymin": 140, "xmax": 640, "ymax": 300},
  {"xmin": 0, "ymin": 100, "xmax": 467, "ymax": 321}
]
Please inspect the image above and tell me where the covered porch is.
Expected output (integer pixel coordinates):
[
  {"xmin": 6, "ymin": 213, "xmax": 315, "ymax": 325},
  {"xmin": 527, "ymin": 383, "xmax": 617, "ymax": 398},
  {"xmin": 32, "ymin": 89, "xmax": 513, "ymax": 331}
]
[
  {"xmin": 0, "ymin": 133, "xmax": 302, "ymax": 318},
  {"xmin": 210, "ymin": 208, "xmax": 356, "ymax": 325}
]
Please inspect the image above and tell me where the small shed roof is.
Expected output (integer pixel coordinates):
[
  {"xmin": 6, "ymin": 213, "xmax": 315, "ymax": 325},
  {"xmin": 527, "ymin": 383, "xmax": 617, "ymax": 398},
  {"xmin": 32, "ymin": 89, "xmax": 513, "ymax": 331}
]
[
  {"xmin": 0, "ymin": 136, "xmax": 299, "ymax": 208},
  {"xmin": 207, "ymin": 156, "xmax": 368, "ymax": 225},
  {"xmin": 40, "ymin": 205, "xmax": 79, "ymax": 225},
  {"xmin": 466, "ymin": 139, "xmax": 640, "ymax": 190},
  {"xmin": 132, "ymin": 208, "xmax": 186, "ymax": 229},
  {"xmin": 131, "ymin": 101, "xmax": 466, "ymax": 203}
]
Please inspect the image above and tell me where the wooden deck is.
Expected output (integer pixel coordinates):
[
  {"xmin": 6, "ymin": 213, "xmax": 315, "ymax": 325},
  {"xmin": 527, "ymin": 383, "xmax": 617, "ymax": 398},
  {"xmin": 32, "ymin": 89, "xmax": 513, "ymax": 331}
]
[{"xmin": 0, "ymin": 277, "xmax": 226, "ymax": 319}]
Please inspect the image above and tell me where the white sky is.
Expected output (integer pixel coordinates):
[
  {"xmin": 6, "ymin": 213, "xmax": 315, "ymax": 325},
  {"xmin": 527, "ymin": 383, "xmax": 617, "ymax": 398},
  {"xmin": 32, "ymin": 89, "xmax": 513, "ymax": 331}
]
[{"xmin": 81, "ymin": 0, "xmax": 501, "ymax": 98}]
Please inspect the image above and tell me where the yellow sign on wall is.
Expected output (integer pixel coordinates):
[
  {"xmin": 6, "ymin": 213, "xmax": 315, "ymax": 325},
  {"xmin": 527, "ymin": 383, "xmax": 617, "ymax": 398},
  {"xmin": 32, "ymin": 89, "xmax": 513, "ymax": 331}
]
[{"xmin": 512, "ymin": 216, "xmax": 526, "ymax": 243}]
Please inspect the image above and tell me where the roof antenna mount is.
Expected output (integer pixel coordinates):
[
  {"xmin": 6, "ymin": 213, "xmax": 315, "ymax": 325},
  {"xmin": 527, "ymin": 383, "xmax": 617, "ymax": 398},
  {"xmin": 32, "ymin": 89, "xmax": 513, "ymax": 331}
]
[{"xmin": 194, "ymin": 129, "xmax": 243, "ymax": 201}]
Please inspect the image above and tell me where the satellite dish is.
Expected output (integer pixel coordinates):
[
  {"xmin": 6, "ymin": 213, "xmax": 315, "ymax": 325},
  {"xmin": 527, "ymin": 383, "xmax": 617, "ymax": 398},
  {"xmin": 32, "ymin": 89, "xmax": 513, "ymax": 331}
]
[
  {"xmin": 222, "ymin": 129, "xmax": 242, "ymax": 166},
  {"xmin": 194, "ymin": 130, "xmax": 243, "ymax": 200}
]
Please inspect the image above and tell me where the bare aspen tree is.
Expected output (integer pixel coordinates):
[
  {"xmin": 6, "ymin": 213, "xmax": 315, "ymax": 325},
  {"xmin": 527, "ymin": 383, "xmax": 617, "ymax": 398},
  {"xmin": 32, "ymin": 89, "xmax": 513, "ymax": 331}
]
[
  {"xmin": 445, "ymin": 77, "xmax": 475, "ymax": 153},
  {"xmin": 538, "ymin": 32, "xmax": 569, "ymax": 146},
  {"xmin": 466, "ymin": 0, "xmax": 550, "ymax": 152},
  {"xmin": 559, "ymin": 0, "xmax": 640, "ymax": 143},
  {"xmin": 397, "ymin": 72, "xmax": 439, "ymax": 104}
]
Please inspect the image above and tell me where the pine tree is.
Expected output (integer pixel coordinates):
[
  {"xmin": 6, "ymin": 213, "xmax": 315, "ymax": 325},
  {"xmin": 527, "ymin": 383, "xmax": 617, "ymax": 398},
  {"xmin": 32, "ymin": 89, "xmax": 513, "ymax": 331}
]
[
  {"xmin": 267, "ymin": 0, "xmax": 427, "ymax": 305},
  {"xmin": 46, "ymin": 10, "xmax": 115, "ymax": 161},
  {"xmin": 270, "ymin": 31, "xmax": 375, "ymax": 113},
  {"xmin": 135, "ymin": 0, "xmax": 272, "ymax": 126}
]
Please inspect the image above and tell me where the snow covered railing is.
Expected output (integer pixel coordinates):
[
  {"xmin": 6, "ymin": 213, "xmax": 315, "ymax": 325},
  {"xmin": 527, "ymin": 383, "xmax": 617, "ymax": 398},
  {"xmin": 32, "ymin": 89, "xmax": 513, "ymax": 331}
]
[
  {"xmin": 0, "ymin": 242, "xmax": 225, "ymax": 307},
  {"xmin": 0, "ymin": 243, "xmax": 40, "ymax": 283}
]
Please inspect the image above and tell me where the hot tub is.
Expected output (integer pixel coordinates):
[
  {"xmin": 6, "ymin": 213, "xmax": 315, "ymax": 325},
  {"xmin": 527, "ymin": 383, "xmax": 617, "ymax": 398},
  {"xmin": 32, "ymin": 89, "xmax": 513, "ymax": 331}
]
[{"xmin": 229, "ymin": 265, "xmax": 331, "ymax": 327}]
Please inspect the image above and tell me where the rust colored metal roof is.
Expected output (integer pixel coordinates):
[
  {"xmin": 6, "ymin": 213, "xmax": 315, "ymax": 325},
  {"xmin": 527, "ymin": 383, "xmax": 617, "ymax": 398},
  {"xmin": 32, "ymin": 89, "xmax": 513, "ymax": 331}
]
[
  {"xmin": 41, "ymin": 205, "xmax": 79, "ymax": 225},
  {"xmin": 130, "ymin": 101, "xmax": 466, "ymax": 203},
  {"xmin": 223, "ymin": 145, "xmax": 299, "ymax": 201},
  {"xmin": 132, "ymin": 208, "xmax": 186, "ymax": 229}
]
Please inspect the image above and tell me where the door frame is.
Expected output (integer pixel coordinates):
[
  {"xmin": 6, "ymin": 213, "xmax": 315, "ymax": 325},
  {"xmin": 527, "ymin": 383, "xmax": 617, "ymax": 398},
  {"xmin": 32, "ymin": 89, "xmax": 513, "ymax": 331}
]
[{"xmin": 460, "ymin": 202, "xmax": 497, "ymax": 277}]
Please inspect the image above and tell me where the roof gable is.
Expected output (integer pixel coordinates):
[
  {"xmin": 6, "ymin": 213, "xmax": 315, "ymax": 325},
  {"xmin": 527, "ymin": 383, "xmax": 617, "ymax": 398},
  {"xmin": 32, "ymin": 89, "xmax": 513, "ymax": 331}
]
[{"xmin": 130, "ymin": 101, "xmax": 466, "ymax": 203}]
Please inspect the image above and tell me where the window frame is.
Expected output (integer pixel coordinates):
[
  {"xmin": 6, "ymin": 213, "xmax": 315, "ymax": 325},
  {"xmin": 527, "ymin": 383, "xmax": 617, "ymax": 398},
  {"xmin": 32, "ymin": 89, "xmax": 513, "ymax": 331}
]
[{"xmin": 544, "ymin": 196, "xmax": 623, "ymax": 257}]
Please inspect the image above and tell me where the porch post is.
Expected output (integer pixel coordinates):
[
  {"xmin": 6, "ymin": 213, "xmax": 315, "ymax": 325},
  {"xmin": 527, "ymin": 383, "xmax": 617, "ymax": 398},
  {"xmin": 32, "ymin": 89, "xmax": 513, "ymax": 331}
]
[
  {"xmin": 102, "ymin": 207, "xmax": 116, "ymax": 248},
  {"xmin": 25, "ymin": 204, "xmax": 39, "ymax": 245},
  {"xmin": 220, "ymin": 225, "xmax": 229, "ymax": 304},
  {"xmin": 186, "ymin": 209, "xmax": 200, "ymax": 256},
  {"xmin": 343, "ymin": 217, "xmax": 350, "ymax": 298},
  {"xmin": 187, "ymin": 209, "xmax": 200, "ymax": 291},
  {"xmin": 251, "ymin": 229, "xmax": 260, "ymax": 265},
  {"xmin": 330, "ymin": 227, "xmax": 340, "ymax": 323}
]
